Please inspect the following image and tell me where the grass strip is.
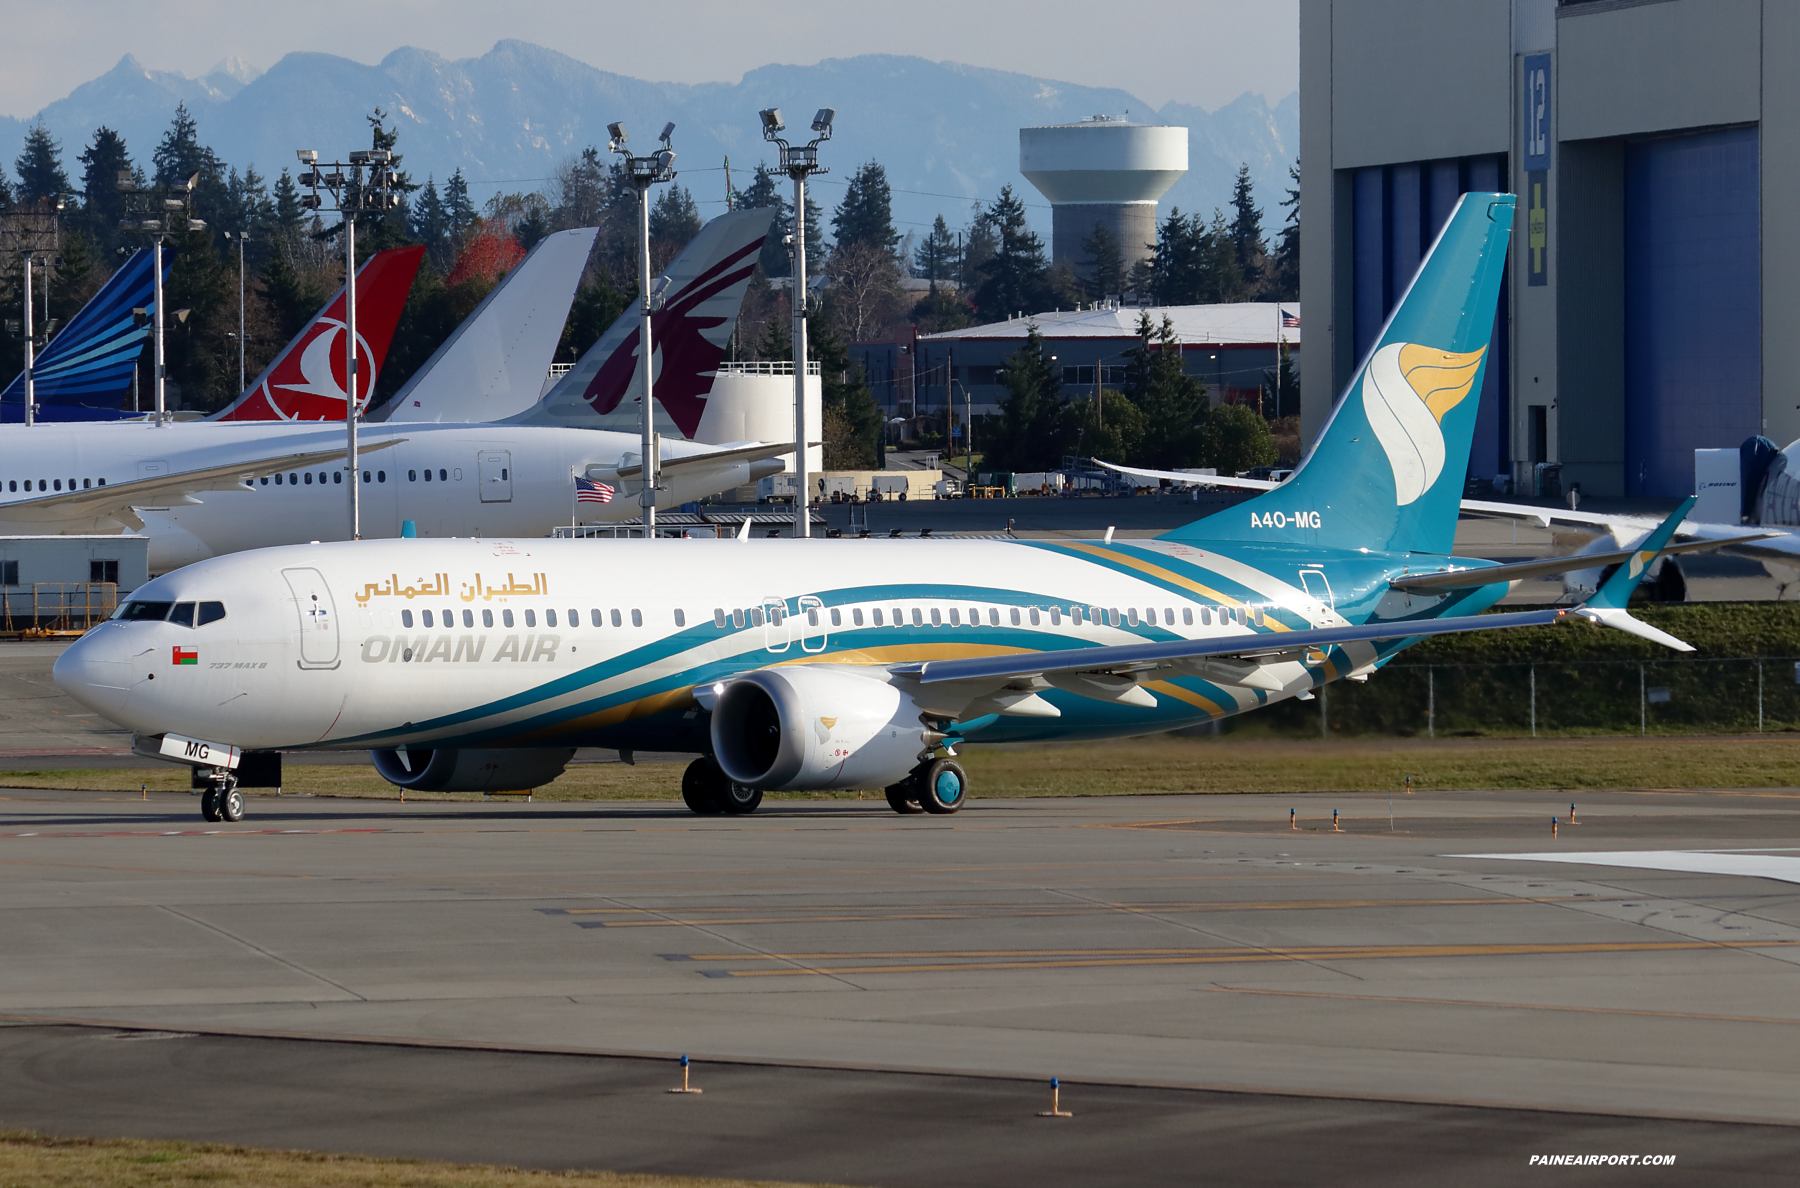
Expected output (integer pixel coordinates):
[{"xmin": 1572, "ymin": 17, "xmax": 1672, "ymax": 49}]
[
  {"xmin": 4, "ymin": 736, "xmax": 1799, "ymax": 799},
  {"xmin": 0, "ymin": 1129, "xmax": 855, "ymax": 1188}
]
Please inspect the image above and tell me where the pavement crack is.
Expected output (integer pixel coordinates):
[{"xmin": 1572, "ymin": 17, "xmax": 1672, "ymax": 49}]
[{"xmin": 157, "ymin": 905, "xmax": 367, "ymax": 1001}]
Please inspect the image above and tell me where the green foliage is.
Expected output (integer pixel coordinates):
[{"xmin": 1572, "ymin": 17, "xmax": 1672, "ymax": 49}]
[
  {"xmin": 911, "ymin": 287, "xmax": 975, "ymax": 334},
  {"xmin": 1148, "ymin": 207, "xmax": 1247, "ymax": 305},
  {"xmin": 1227, "ymin": 163, "xmax": 1265, "ymax": 290},
  {"xmin": 1122, "ymin": 313, "xmax": 1207, "ymax": 468},
  {"xmin": 272, "ymin": 169, "xmax": 305, "ymax": 233},
  {"xmin": 76, "ymin": 127, "xmax": 131, "ymax": 248},
  {"xmin": 14, "ymin": 124, "xmax": 70, "ymax": 205},
  {"xmin": 810, "ymin": 303, "xmax": 883, "ymax": 468},
  {"xmin": 972, "ymin": 186, "xmax": 1050, "ymax": 319},
  {"xmin": 959, "ymin": 200, "xmax": 997, "ymax": 292},
  {"xmin": 913, "ymin": 214, "xmax": 957, "ymax": 284},
  {"xmin": 1061, "ymin": 389, "xmax": 1145, "ymax": 465},
  {"xmin": 161, "ymin": 226, "xmax": 234, "ymax": 412},
  {"xmin": 1079, "ymin": 221, "xmax": 1124, "ymax": 299},
  {"xmin": 1269, "ymin": 160, "xmax": 1300, "ymax": 302},
  {"xmin": 649, "ymin": 184, "xmax": 702, "ymax": 262},
  {"xmin": 1198, "ymin": 402, "xmax": 1277, "ymax": 474},
  {"xmin": 260, "ymin": 237, "xmax": 328, "ymax": 343},
  {"xmin": 831, "ymin": 161, "xmax": 899, "ymax": 254},
  {"xmin": 558, "ymin": 272, "xmax": 631, "ymax": 363},
  {"xmin": 984, "ymin": 325, "xmax": 1066, "ymax": 472}
]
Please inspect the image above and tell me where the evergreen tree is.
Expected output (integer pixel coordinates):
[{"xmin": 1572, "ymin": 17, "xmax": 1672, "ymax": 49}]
[
  {"xmin": 734, "ymin": 163, "xmax": 790, "ymax": 277},
  {"xmin": 973, "ymin": 186, "xmax": 1050, "ymax": 320},
  {"xmin": 913, "ymin": 214, "xmax": 957, "ymax": 287},
  {"xmin": 985, "ymin": 324, "xmax": 1065, "ymax": 471},
  {"xmin": 812, "ymin": 307, "xmax": 883, "ymax": 469},
  {"xmin": 1201, "ymin": 208, "xmax": 1249, "ymax": 303},
  {"xmin": 15, "ymin": 124, "xmax": 71, "ymax": 205},
  {"xmin": 77, "ymin": 127, "xmax": 132, "ymax": 245},
  {"xmin": 272, "ymin": 168, "xmax": 305, "ymax": 233},
  {"xmin": 831, "ymin": 161, "xmax": 898, "ymax": 254},
  {"xmin": 911, "ymin": 287, "xmax": 975, "ymax": 335},
  {"xmin": 1269, "ymin": 160, "xmax": 1300, "ymax": 302},
  {"xmin": 0, "ymin": 161, "xmax": 13, "ymax": 212},
  {"xmin": 1122, "ymin": 313, "xmax": 1208, "ymax": 469},
  {"xmin": 1228, "ymin": 164, "xmax": 1266, "ymax": 291},
  {"xmin": 648, "ymin": 184, "xmax": 702, "ymax": 251},
  {"xmin": 357, "ymin": 109, "xmax": 417, "ymax": 253},
  {"xmin": 1058, "ymin": 388, "xmax": 1145, "ymax": 465},
  {"xmin": 151, "ymin": 103, "xmax": 225, "ymax": 227},
  {"xmin": 959, "ymin": 201, "xmax": 997, "ymax": 294},
  {"xmin": 558, "ymin": 272, "xmax": 630, "ymax": 362},
  {"xmin": 445, "ymin": 169, "xmax": 476, "ymax": 237},
  {"xmin": 1079, "ymin": 221, "xmax": 1124, "ymax": 300},
  {"xmin": 1148, "ymin": 208, "xmax": 1201, "ymax": 304},
  {"xmin": 260, "ymin": 237, "xmax": 327, "ymax": 342}
]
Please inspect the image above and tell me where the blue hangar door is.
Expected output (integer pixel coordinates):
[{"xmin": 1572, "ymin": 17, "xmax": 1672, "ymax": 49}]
[{"xmin": 1624, "ymin": 126, "xmax": 1760, "ymax": 498}]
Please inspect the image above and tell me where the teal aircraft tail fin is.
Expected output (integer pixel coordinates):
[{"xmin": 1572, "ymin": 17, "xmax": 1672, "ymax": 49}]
[{"xmin": 1165, "ymin": 192, "xmax": 1514, "ymax": 556}]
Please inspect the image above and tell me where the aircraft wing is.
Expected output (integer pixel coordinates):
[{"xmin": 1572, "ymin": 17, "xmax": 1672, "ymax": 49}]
[
  {"xmin": 0, "ymin": 439, "xmax": 404, "ymax": 532},
  {"xmin": 1388, "ymin": 533, "xmax": 1779, "ymax": 590},
  {"xmin": 595, "ymin": 440, "xmax": 818, "ymax": 481}
]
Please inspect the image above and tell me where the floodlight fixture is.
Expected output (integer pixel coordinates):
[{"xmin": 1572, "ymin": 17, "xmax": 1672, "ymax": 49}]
[
  {"xmin": 115, "ymin": 169, "xmax": 135, "ymax": 192},
  {"xmin": 348, "ymin": 150, "xmax": 371, "ymax": 164},
  {"xmin": 182, "ymin": 172, "xmax": 199, "ymax": 193},
  {"xmin": 297, "ymin": 149, "xmax": 318, "ymax": 163},
  {"xmin": 186, "ymin": 218, "xmax": 206, "ymax": 232},
  {"xmin": 607, "ymin": 121, "xmax": 628, "ymax": 148},
  {"xmin": 811, "ymin": 108, "xmax": 835, "ymax": 135},
  {"xmin": 367, "ymin": 150, "xmax": 390, "ymax": 164},
  {"xmin": 659, "ymin": 122, "xmax": 676, "ymax": 145},
  {"xmin": 759, "ymin": 108, "xmax": 784, "ymax": 135},
  {"xmin": 656, "ymin": 149, "xmax": 675, "ymax": 174}
]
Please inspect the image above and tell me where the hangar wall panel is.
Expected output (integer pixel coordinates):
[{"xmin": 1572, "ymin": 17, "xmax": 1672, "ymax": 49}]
[
  {"xmin": 1622, "ymin": 126, "xmax": 1761, "ymax": 499},
  {"xmin": 1555, "ymin": 140, "xmax": 1625, "ymax": 495},
  {"xmin": 1328, "ymin": 0, "xmax": 1510, "ymax": 169},
  {"xmin": 1765, "ymin": 2, "xmax": 1800, "ymax": 448},
  {"xmin": 1558, "ymin": 0, "xmax": 1760, "ymax": 142}
]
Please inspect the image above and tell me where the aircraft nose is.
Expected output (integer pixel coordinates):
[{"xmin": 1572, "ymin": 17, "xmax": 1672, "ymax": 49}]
[{"xmin": 53, "ymin": 624, "xmax": 138, "ymax": 723}]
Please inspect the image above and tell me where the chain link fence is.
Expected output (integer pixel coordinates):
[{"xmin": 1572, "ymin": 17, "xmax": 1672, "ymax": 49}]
[{"xmin": 1265, "ymin": 658, "xmax": 1800, "ymax": 737}]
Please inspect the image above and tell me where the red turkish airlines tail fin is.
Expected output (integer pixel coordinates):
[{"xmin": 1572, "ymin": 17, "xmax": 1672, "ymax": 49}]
[{"xmin": 210, "ymin": 245, "xmax": 425, "ymax": 421}]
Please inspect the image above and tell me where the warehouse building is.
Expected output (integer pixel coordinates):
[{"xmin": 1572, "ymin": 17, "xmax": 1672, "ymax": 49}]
[
  {"xmin": 1301, "ymin": 0, "xmax": 1793, "ymax": 497},
  {"xmin": 855, "ymin": 302, "xmax": 1300, "ymax": 425}
]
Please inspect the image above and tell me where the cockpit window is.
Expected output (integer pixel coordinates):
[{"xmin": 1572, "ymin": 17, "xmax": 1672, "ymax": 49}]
[
  {"xmin": 198, "ymin": 602, "xmax": 226, "ymax": 626},
  {"xmin": 116, "ymin": 601, "xmax": 172, "ymax": 621},
  {"xmin": 167, "ymin": 602, "xmax": 196, "ymax": 628}
]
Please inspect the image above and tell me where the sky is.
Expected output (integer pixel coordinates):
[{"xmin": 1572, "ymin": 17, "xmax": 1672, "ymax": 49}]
[{"xmin": 2, "ymin": 0, "xmax": 1297, "ymax": 119}]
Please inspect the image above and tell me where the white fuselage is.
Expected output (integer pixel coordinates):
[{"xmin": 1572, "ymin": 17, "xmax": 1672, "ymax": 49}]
[
  {"xmin": 52, "ymin": 535, "xmax": 1359, "ymax": 757},
  {"xmin": 0, "ymin": 421, "xmax": 769, "ymax": 571}
]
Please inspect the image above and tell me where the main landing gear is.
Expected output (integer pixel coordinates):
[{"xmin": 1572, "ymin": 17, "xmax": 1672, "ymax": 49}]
[
  {"xmin": 681, "ymin": 756, "xmax": 764, "ymax": 816},
  {"xmin": 198, "ymin": 768, "xmax": 245, "ymax": 823},
  {"xmin": 884, "ymin": 756, "xmax": 967, "ymax": 816}
]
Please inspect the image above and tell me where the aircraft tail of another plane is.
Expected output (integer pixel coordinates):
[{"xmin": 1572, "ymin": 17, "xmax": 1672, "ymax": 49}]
[
  {"xmin": 0, "ymin": 247, "xmax": 174, "ymax": 422},
  {"xmin": 210, "ymin": 245, "xmax": 425, "ymax": 422},
  {"xmin": 373, "ymin": 227, "xmax": 599, "ymax": 423},
  {"xmin": 511, "ymin": 207, "xmax": 776, "ymax": 438},
  {"xmin": 1166, "ymin": 192, "xmax": 1515, "ymax": 557}
]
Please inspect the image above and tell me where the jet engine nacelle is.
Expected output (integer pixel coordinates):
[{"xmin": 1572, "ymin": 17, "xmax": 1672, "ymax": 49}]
[
  {"xmin": 711, "ymin": 666, "xmax": 928, "ymax": 791},
  {"xmin": 370, "ymin": 746, "xmax": 576, "ymax": 792}
]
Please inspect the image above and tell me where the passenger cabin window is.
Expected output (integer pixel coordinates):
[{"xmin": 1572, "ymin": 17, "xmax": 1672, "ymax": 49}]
[
  {"xmin": 524, "ymin": 609, "xmax": 536, "ymax": 627},
  {"xmin": 1182, "ymin": 607, "xmax": 1193, "ymax": 626},
  {"xmin": 422, "ymin": 610, "xmax": 434, "ymax": 628},
  {"xmin": 502, "ymin": 609, "xmax": 515, "ymax": 628},
  {"xmin": 1049, "ymin": 607, "xmax": 1061, "ymax": 626},
  {"xmin": 482, "ymin": 609, "xmax": 494, "ymax": 628},
  {"xmin": 871, "ymin": 609, "xmax": 883, "ymax": 626},
  {"xmin": 401, "ymin": 609, "xmax": 414, "ymax": 628},
  {"xmin": 1009, "ymin": 608, "xmax": 1021, "ymax": 626},
  {"xmin": 911, "ymin": 608, "xmax": 923, "ymax": 627},
  {"xmin": 610, "ymin": 609, "xmax": 622, "ymax": 628},
  {"xmin": 731, "ymin": 608, "xmax": 744, "ymax": 628},
  {"xmin": 462, "ymin": 610, "xmax": 473, "ymax": 628},
  {"xmin": 568, "ymin": 608, "xmax": 578, "ymax": 625},
  {"xmin": 929, "ymin": 608, "xmax": 941, "ymax": 627},
  {"xmin": 674, "ymin": 609, "xmax": 686, "ymax": 627},
  {"xmin": 714, "ymin": 608, "xmax": 727, "ymax": 628},
  {"xmin": 852, "ymin": 608, "xmax": 864, "ymax": 626},
  {"xmin": 631, "ymin": 609, "xmax": 643, "ymax": 627},
  {"xmin": 545, "ymin": 609, "xmax": 556, "ymax": 627},
  {"xmin": 591, "ymin": 609, "xmax": 603, "ymax": 627}
]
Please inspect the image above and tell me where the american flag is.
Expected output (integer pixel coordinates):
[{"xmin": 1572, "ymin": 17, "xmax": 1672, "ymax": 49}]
[
  {"xmin": 575, "ymin": 476, "xmax": 615, "ymax": 504},
  {"xmin": 1280, "ymin": 308, "xmax": 1301, "ymax": 329}
]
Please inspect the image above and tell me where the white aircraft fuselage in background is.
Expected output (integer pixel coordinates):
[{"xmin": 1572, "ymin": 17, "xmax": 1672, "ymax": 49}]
[{"xmin": 0, "ymin": 421, "xmax": 777, "ymax": 571}]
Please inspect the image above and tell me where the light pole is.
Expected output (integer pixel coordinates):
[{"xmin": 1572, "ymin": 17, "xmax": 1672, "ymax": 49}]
[
  {"xmin": 759, "ymin": 106, "xmax": 834, "ymax": 537},
  {"xmin": 6, "ymin": 197, "xmax": 65, "ymax": 427},
  {"xmin": 607, "ymin": 121, "xmax": 678, "ymax": 540},
  {"xmin": 222, "ymin": 230, "xmax": 248, "ymax": 393},
  {"xmin": 293, "ymin": 148, "xmax": 399, "ymax": 540},
  {"xmin": 116, "ymin": 172, "xmax": 201, "ymax": 428}
]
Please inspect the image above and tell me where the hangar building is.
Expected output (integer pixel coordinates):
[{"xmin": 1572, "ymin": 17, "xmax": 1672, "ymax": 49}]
[{"xmin": 1301, "ymin": 0, "xmax": 1796, "ymax": 497}]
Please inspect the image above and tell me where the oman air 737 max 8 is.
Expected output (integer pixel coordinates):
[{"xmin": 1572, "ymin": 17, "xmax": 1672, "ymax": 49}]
[{"xmin": 55, "ymin": 193, "xmax": 1716, "ymax": 823}]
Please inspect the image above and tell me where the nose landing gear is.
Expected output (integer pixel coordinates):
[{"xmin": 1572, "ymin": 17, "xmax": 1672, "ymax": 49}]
[{"xmin": 198, "ymin": 769, "xmax": 244, "ymax": 823}]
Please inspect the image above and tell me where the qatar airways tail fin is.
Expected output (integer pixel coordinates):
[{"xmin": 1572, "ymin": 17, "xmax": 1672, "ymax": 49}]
[
  {"xmin": 510, "ymin": 206, "xmax": 776, "ymax": 438},
  {"xmin": 0, "ymin": 247, "xmax": 173, "ymax": 422},
  {"xmin": 210, "ymin": 245, "xmax": 425, "ymax": 422},
  {"xmin": 372, "ymin": 227, "xmax": 598, "ymax": 423}
]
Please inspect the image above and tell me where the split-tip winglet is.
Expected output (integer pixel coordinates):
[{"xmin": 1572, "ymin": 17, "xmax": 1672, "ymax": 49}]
[{"xmin": 1570, "ymin": 496, "xmax": 1697, "ymax": 652}]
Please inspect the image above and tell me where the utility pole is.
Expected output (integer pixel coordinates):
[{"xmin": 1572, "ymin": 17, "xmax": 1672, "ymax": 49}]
[
  {"xmin": 609, "ymin": 121, "xmax": 679, "ymax": 540},
  {"xmin": 224, "ymin": 231, "xmax": 248, "ymax": 392},
  {"xmin": 293, "ymin": 147, "xmax": 400, "ymax": 539},
  {"xmin": 761, "ymin": 106, "xmax": 834, "ymax": 538},
  {"xmin": 117, "ymin": 172, "xmax": 200, "ymax": 428}
]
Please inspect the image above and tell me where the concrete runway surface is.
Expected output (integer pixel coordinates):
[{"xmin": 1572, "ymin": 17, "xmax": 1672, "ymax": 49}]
[{"xmin": 4, "ymin": 786, "xmax": 1800, "ymax": 1183}]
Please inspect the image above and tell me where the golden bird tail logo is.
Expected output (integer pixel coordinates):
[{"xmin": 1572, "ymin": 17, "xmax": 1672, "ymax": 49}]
[{"xmin": 1360, "ymin": 343, "xmax": 1487, "ymax": 506}]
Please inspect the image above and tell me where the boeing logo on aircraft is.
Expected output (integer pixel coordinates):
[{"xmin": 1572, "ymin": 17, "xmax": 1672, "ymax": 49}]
[{"xmin": 1360, "ymin": 342, "xmax": 1486, "ymax": 506}]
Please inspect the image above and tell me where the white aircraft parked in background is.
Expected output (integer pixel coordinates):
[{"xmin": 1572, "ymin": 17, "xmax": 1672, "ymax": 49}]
[{"xmin": 0, "ymin": 210, "xmax": 783, "ymax": 571}]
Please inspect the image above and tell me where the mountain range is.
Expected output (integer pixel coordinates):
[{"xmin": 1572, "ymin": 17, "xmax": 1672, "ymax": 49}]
[{"xmin": 4, "ymin": 42, "xmax": 1296, "ymax": 244}]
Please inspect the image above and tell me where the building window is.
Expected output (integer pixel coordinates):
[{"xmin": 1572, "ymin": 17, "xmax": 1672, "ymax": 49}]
[
  {"xmin": 89, "ymin": 560, "xmax": 119, "ymax": 584},
  {"xmin": 0, "ymin": 561, "xmax": 18, "ymax": 585}
]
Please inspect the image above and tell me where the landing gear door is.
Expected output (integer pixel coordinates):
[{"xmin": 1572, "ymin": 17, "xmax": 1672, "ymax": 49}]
[
  {"xmin": 282, "ymin": 566, "xmax": 340, "ymax": 669},
  {"xmin": 479, "ymin": 450, "xmax": 513, "ymax": 503}
]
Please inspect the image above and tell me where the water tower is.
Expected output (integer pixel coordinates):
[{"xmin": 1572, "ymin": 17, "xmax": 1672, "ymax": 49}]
[{"xmin": 1019, "ymin": 117, "xmax": 1188, "ymax": 283}]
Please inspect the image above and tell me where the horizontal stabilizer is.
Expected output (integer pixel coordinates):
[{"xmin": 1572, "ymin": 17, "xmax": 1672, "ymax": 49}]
[{"xmin": 1389, "ymin": 532, "xmax": 1776, "ymax": 591}]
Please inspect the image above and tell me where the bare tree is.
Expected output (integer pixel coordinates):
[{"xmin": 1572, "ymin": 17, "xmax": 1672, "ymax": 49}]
[{"xmin": 824, "ymin": 239, "xmax": 904, "ymax": 344}]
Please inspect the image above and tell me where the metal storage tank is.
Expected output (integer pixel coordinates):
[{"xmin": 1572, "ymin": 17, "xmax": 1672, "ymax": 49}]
[{"xmin": 1019, "ymin": 118, "xmax": 1189, "ymax": 281}]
